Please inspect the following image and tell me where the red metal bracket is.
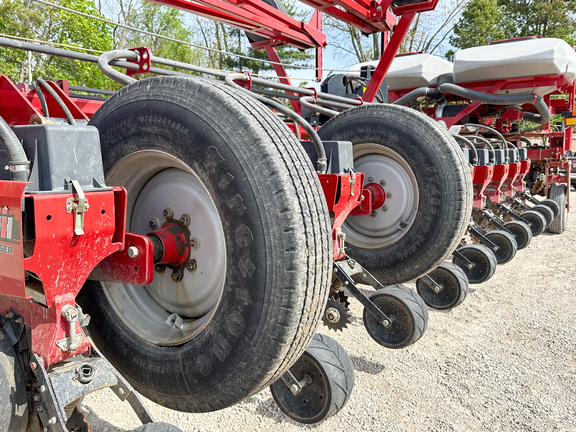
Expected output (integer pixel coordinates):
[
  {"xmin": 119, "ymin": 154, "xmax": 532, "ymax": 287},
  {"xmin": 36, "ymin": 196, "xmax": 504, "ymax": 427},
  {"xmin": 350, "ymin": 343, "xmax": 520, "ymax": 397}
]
[{"xmin": 127, "ymin": 47, "xmax": 153, "ymax": 77}]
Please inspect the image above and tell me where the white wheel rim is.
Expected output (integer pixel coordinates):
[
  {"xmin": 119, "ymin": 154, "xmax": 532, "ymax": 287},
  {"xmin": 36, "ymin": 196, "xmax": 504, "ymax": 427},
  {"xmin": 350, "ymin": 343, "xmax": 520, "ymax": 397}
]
[
  {"xmin": 344, "ymin": 144, "xmax": 419, "ymax": 249},
  {"xmin": 102, "ymin": 150, "xmax": 226, "ymax": 346}
]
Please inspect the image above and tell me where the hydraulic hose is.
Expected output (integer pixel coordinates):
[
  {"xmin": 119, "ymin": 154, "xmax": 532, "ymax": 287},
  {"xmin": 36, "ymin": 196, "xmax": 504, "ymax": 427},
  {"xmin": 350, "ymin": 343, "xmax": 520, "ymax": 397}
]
[
  {"xmin": 33, "ymin": 82, "xmax": 49, "ymax": 117},
  {"xmin": 452, "ymin": 135, "xmax": 478, "ymax": 165},
  {"xmin": 225, "ymin": 73, "xmax": 327, "ymax": 174},
  {"xmin": 37, "ymin": 78, "xmax": 76, "ymax": 125},
  {"xmin": 0, "ymin": 116, "xmax": 30, "ymax": 182},
  {"xmin": 393, "ymin": 86, "xmax": 446, "ymax": 106},
  {"xmin": 438, "ymin": 83, "xmax": 551, "ymax": 125}
]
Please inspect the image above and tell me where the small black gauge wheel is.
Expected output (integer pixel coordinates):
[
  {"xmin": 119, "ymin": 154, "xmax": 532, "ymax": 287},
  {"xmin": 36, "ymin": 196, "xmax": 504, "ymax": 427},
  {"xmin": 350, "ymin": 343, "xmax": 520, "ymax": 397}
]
[
  {"xmin": 503, "ymin": 220, "xmax": 532, "ymax": 249},
  {"xmin": 270, "ymin": 334, "xmax": 354, "ymax": 424},
  {"xmin": 485, "ymin": 230, "xmax": 518, "ymax": 264},
  {"xmin": 362, "ymin": 285, "xmax": 428, "ymax": 349},
  {"xmin": 416, "ymin": 262, "xmax": 468, "ymax": 310},
  {"xmin": 453, "ymin": 243, "xmax": 497, "ymax": 284},
  {"xmin": 519, "ymin": 210, "xmax": 547, "ymax": 236}
]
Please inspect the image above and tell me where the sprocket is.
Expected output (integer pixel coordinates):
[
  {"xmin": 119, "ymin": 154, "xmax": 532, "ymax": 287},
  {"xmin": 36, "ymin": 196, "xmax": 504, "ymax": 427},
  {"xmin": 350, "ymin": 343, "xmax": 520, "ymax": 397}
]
[{"xmin": 322, "ymin": 291, "xmax": 351, "ymax": 331}]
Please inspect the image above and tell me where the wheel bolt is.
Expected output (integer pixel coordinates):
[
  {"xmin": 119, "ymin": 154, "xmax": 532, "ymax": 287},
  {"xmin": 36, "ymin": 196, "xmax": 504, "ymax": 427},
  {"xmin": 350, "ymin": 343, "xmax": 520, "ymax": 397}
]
[
  {"xmin": 380, "ymin": 180, "xmax": 386, "ymax": 186},
  {"xmin": 190, "ymin": 236, "xmax": 200, "ymax": 249},
  {"xmin": 186, "ymin": 259, "xmax": 197, "ymax": 273},
  {"xmin": 386, "ymin": 192, "xmax": 392, "ymax": 199},
  {"xmin": 382, "ymin": 205, "xmax": 388, "ymax": 212},
  {"xmin": 370, "ymin": 211, "xmax": 377, "ymax": 217},
  {"xmin": 149, "ymin": 218, "xmax": 160, "ymax": 230},
  {"xmin": 180, "ymin": 213, "xmax": 191, "ymax": 227},
  {"xmin": 163, "ymin": 207, "xmax": 174, "ymax": 219},
  {"xmin": 368, "ymin": 176, "xmax": 374, "ymax": 182},
  {"xmin": 155, "ymin": 264, "xmax": 166, "ymax": 273},
  {"xmin": 171, "ymin": 269, "xmax": 183, "ymax": 282}
]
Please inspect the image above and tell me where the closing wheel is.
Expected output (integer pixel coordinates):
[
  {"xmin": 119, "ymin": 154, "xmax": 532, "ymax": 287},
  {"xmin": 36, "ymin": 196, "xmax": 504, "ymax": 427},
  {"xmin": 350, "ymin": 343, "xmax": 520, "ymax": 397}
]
[
  {"xmin": 547, "ymin": 183, "xmax": 567, "ymax": 234},
  {"xmin": 540, "ymin": 198, "xmax": 560, "ymax": 218},
  {"xmin": 485, "ymin": 230, "xmax": 518, "ymax": 264},
  {"xmin": 318, "ymin": 104, "xmax": 472, "ymax": 285},
  {"xmin": 81, "ymin": 76, "xmax": 332, "ymax": 412},
  {"xmin": 270, "ymin": 334, "xmax": 354, "ymax": 424},
  {"xmin": 416, "ymin": 262, "xmax": 468, "ymax": 310},
  {"xmin": 503, "ymin": 220, "xmax": 532, "ymax": 249},
  {"xmin": 0, "ymin": 327, "xmax": 28, "ymax": 432},
  {"xmin": 532, "ymin": 204, "xmax": 554, "ymax": 225},
  {"xmin": 453, "ymin": 243, "xmax": 497, "ymax": 284},
  {"xmin": 362, "ymin": 285, "xmax": 428, "ymax": 348},
  {"xmin": 520, "ymin": 210, "xmax": 547, "ymax": 236}
]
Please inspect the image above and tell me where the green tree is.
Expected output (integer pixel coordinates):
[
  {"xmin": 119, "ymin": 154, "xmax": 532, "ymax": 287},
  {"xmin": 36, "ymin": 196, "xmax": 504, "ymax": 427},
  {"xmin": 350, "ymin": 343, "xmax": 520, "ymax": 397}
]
[
  {"xmin": 0, "ymin": 0, "xmax": 115, "ymax": 88},
  {"xmin": 448, "ymin": 0, "xmax": 504, "ymax": 55}
]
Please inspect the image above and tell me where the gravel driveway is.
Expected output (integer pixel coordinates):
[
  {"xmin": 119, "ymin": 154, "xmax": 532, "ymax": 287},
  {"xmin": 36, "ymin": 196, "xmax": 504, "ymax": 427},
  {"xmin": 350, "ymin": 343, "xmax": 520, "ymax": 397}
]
[{"xmin": 83, "ymin": 190, "xmax": 576, "ymax": 432}]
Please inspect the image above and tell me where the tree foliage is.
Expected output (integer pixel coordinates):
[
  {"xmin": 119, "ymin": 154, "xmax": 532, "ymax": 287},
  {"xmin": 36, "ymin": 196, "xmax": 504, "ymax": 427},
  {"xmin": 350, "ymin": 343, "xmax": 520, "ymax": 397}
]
[{"xmin": 0, "ymin": 0, "xmax": 115, "ymax": 88}]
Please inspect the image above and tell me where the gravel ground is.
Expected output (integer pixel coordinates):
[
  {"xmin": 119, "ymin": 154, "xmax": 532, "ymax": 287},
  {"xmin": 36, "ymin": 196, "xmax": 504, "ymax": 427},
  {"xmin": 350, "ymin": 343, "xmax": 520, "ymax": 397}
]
[{"xmin": 82, "ymin": 191, "xmax": 576, "ymax": 432}]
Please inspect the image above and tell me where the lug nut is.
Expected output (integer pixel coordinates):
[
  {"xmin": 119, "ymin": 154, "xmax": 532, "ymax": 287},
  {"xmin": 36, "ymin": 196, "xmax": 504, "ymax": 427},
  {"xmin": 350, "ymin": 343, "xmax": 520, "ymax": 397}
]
[
  {"xmin": 370, "ymin": 211, "xmax": 377, "ymax": 217},
  {"xmin": 190, "ymin": 236, "xmax": 200, "ymax": 249},
  {"xmin": 180, "ymin": 214, "xmax": 191, "ymax": 227},
  {"xmin": 171, "ymin": 268, "xmax": 183, "ymax": 282},
  {"xmin": 386, "ymin": 192, "xmax": 392, "ymax": 199},
  {"xmin": 155, "ymin": 264, "xmax": 166, "ymax": 274},
  {"xmin": 380, "ymin": 180, "xmax": 386, "ymax": 186},
  {"xmin": 382, "ymin": 205, "xmax": 388, "ymax": 212},
  {"xmin": 149, "ymin": 218, "xmax": 160, "ymax": 230},
  {"xmin": 186, "ymin": 259, "xmax": 197, "ymax": 273},
  {"xmin": 163, "ymin": 207, "xmax": 174, "ymax": 219}
]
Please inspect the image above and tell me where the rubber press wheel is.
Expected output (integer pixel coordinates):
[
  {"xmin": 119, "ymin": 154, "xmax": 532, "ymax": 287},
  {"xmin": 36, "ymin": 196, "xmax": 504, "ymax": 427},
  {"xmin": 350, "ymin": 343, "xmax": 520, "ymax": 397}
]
[
  {"xmin": 362, "ymin": 285, "xmax": 428, "ymax": 349},
  {"xmin": 270, "ymin": 334, "xmax": 354, "ymax": 424},
  {"xmin": 485, "ymin": 230, "xmax": 518, "ymax": 264},
  {"xmin": 416, "ymin": 262, "xmax": 468, "ymax": 310},
  {"xmin": 452, "ymin": 243, "xmax": 497, "ymax": 284},
  {"xmin": 547, "ymin": 183, "xmax": 567, "ymax": 234},
  {"xmin": 540, "ymin": 198, "xmax": 560, "ymax": 218},
  {"xmin": 520, "ymin": 210, "xmax": 547, "ymax": 236},
  {"xmin": 318, "ymin": 104, "xmax": 473, "ymax": 285},
  {"xmin": 532, "ymin": 204, "xmax": 554, "ymax": 226},
  {"xmin": 503, "ymin": 220, "xmax": 532, "ymax": 249},
  {"xmin": 81, "ymin": 76, "xmax": 332, "ymax": 412}
]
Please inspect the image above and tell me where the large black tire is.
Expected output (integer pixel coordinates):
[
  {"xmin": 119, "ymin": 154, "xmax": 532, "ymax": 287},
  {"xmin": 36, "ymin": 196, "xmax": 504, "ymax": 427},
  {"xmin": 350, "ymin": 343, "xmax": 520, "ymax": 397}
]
[
  {"xmin": 485, "ymin": 230, "xmax": 518, "ymax": 264},
  {"xmin": 0, "ymin": 327, "xmax": 28, "ymax": 432},
  {"xmin": 453, "ymin": 243, "xmax": 497, "ymax": 284},
  {"xmin": 318, "ymin": 104, "xmax": 472, "ymax": 285},
  {"xmin": 416, "ymin": 261, "xmax": 468, "ymax": 310},
  {"xmin": 270, "ymin": 334, "xmax": 354, "ymax": 424},
  {"xmin": 245, "ymin": 0, "xmax": 287, "ymax": 44},
  {"xmin": 503, "ymin": 219, "xmax": 532, "ymax": 249},
  {"xmin": 547, "ymin": 183, "xmax": 567, "ymax": 234},
  {"xmin": 80, "ymin": 76, "xmax": 332, "ymax": 412}
]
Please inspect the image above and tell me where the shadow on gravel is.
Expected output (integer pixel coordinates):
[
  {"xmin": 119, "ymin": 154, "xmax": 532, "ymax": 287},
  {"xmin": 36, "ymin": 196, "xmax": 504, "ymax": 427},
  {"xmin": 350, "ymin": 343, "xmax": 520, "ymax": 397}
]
[
  {"xmin": 80, "ymin": 405, "xmax": 129, "ymax": 432},
  {"xmin": 350, "ymin": 355, "xmax": 386, "ymax": 374}
]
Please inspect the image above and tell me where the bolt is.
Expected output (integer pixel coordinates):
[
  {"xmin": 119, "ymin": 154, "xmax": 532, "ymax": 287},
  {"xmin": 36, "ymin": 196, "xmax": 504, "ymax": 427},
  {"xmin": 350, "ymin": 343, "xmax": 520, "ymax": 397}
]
[
  {"xmin": 149, "ymin": 218, "xmax": 160, "ymax": 230},
  {"xmin": 382, "ymin": 205, "xmax": 388, "ymax": 212},
  {"xmin": 338, "ymin": 232, "xmax": 346, "ymax": 240},
  {"xmin": 163, "ymin": 207, "xmax": 174, "ymax": 220},
  {"xmin": 61, "ymin": 305, "xmax": 78, "ymax": 322},
  {"xmin": 290, "ymin": 384, "xmax": 299, "ymax": 394},
  {"xmin": 186, "ymin": 259, "xmax": 197, "ymax": 273},
  {"xmin": 190, "ymin": 236, "xmax": 201, "ymax": 249},
  {"xmin": 30, "ymin": 362, "xmax": 37, "ymax": 370},
  {"xmin": 118, "ymin": 388, "xmax": 126, "ymax": 396},
  {"xmin": 15, "ymin": 317, "xmax": 23, "ymax": 324},
  {"xmin": 368, "ymin": 176, "xmax": 374, "ymax": 182},
  {"xmin": 171, "ymin": 268, "xmax": 183, "ymax": 282},
  {"xmin": 325, "ymin": 307, "xmax": 341, "ymax": 323},
  {"xmin": 377, "ymin": 5, "xmax": 382, "ymax": 11},
  {"xmin": 370, "ymin": 210, "xmax": 377, "ymax": 217},
  {"xmin": 180, "ymin": 213, "xmax": 191, "ymax": 227},
  {"xmin": 386, "ymin": 192, "xmax": 392, "ymax": 199},
  {"xmin": 40, "ymin": 385, "xmax": 45, "ymax": 392},
  {"xmin": 33, "ymin": 394, "xmax": 41, "ymax": 402},
  {"xmin": 380, "ymin": 180, "xmax": 386, "ymax": 186},
  {"xmin": 48, "ymin": 417, "xmax": 57, "ymax": 425},
  {"xmin": 127, "ymin": 246, "xmax": 139, "ymax": 258},
  {"xmin": 155, "ymin": 264, "xmax": 166, "ymax": 273}
]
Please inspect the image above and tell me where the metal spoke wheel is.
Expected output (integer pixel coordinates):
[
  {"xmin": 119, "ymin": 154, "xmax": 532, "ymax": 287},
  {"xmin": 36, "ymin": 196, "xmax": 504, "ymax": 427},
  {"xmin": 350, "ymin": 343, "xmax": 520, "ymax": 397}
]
[
  {"xmin": 547, "ymin": 183, "xmax": 567, "ymax": 234},
  {"xmin": 416, "ymin": 262, "xmax": 468, "ymax": 310},
  {"xmin": 362, "ymin": 285, "xmax": 428, "ymax": 349},
  {"xmin": 270, "ymin": 334, "xmax": 354, "ymax": 424},
  {"xmin": 453, "ymin": 243, "xmax": 497, "ymax": 284},
  {"xmin": 485, "ymin": 230, "xmax": 518, "ymax": 264},
  {"xmin": 532, "ymin": 204, "xmax": 554, "ymax": 225},
  {"xmin": 520, "ymin": 210, "xmax": 547, "ymax": 236},
  {"xmin": 503, "ymin": 220, "xmax": 532, "ymax": 249},
  {"xmin": 81, "ymin": 76, "xmax": 332, "ymax": 412}
]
